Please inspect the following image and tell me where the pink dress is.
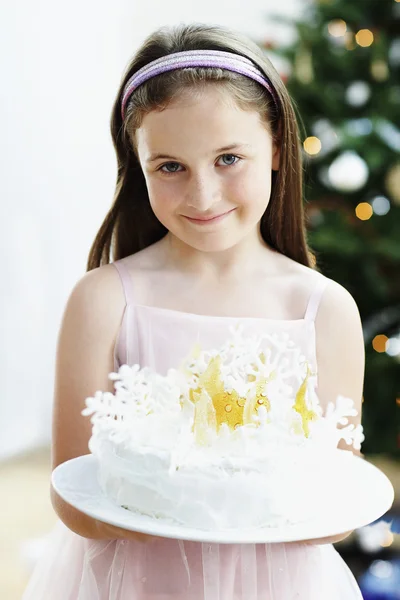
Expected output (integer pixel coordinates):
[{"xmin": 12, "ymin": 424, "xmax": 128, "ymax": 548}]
[{"xmin": 22, "ymin": 260, "xmax": 364, "ymax": 599}]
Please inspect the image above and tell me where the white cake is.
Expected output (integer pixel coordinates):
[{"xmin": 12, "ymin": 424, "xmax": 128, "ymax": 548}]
[{"xmin": 83, "ymin": 326, "xmax": 364, "ymax": 530}]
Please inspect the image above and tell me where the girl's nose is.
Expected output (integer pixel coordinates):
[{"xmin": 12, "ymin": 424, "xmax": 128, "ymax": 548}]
[{"xmin": 185, "ymin": 173, "xmax": 220, "ymax": 212}]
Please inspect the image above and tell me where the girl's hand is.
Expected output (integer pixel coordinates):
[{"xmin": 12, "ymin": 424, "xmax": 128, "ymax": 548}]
[{"xmin": 96, "ymin": 520, "xmax": 157, "ymax": 544}]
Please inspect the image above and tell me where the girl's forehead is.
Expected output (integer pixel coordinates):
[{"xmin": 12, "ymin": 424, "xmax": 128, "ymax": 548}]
[
  {"xmin": 167, "ymin": 84, "xmax": 240, "ymax": 109},
  {"xmin": 137, "ymin": 87, "xmax": 266, "ymax": 139},
  {"xmin": 141, "ymin": 88, "xmax": 240, "ymax": 126}
]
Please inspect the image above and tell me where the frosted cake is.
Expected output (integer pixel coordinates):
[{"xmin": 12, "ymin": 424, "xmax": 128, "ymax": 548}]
[{"xmin": 83, "ymin": 326, "xmax": 364, "ymax": 530}]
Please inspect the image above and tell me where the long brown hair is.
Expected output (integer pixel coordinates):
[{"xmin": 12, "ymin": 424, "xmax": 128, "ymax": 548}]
[{"xmin": 87, "ymin": 23, "xmax": 314, "ymax": 271}]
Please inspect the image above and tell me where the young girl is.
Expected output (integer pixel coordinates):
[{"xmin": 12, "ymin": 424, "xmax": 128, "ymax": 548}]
[{"xmin": 23, "ymin": 23, "xmax": 365, "ymax": 600}]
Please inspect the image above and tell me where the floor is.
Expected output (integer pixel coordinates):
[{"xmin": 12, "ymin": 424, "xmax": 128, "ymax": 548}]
[
  {"xmin": 0, "ymin": 448, "xmax": 56, "ymax": 600},
  {"xmin": 1, "ymin": 448, "xmax": 399, "ymax": 600}
]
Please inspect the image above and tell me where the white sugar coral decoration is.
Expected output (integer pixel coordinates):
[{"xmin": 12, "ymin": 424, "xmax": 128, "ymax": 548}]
[
  {"xmin": 308, "ymin": 395, "xmax": 365, "ymax": 450},
  {"xmin": 82, "ymin": 325, "xmax": 364, "ymax": 453}
]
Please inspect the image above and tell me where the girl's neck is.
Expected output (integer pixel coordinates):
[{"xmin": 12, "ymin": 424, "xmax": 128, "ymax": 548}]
[{"xmin": 159, "ymin": 231, "xmax": 281, "ymax": 280}]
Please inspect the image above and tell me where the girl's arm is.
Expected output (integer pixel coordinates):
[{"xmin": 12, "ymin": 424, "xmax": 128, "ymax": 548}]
[
  {"xmin": 296, "ymin": 278, "xmax": 365, "ymax": 546},
  {"xmin": 51, "ymin": 263, "xmax": 154, "ymax": 542}
]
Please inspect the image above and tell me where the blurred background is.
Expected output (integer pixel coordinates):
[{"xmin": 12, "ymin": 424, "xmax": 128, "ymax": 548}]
[{"xmin": 1, "ymin": 0, "xmax": 399, "ymax": 598}]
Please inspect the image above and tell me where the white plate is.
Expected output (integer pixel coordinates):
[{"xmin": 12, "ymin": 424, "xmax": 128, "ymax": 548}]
[{"xmin": 52, "ymin": 454, "xmax": 394, "ymax": 544}]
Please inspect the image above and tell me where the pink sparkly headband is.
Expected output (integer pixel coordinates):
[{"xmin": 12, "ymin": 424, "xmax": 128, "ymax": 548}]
[{"xmin": 121, "ymin": 49, "xmax": 279, "ymax": 120}]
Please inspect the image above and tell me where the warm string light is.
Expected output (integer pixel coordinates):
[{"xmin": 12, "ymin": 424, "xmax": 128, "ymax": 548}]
[
  {"xmin": 355, "ymin": 202, "xmax": 373, "ymax": 220},
  {"xmin": 396, "ymin": 398, "xmax": 400, "ymax": 407},
  {"xmin": 356, "ymin": 29, "xmax": 374, "ymax": 47},
  {"xmin": 303, "ymin": 136, "xmax": 322, "ymax": 155},
  {"xmin": 372, "ymin": 335, "xmax": 389, "ymax": 353}
]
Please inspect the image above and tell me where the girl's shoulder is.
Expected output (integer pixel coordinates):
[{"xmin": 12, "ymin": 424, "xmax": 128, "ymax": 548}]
[
  {"xmin": 64, "ymin": 263, "xmax": 127, "ymax": 341},
  {"xmin": 267, "ymin": 254, "xmax": 359, "ymax": 324},
  {"xmin": 280, "ymin": 255, "xmax": 360, "ymax": 319},
  {"xmin": 69, "ymin": 245, "xmax": 159, "ymax": 315},
  {"xmin": 71, "ymin": 262, "xmax": 125, "ymax": 307}
]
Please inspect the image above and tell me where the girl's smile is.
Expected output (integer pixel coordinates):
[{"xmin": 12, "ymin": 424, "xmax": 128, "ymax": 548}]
[{"xmin": 182, "ymin": 207, "xmax": 237, "ymax": 225}]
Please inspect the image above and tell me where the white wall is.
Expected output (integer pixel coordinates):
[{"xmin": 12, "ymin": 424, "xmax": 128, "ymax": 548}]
[
  {"xmin": 0, "ymin": 0, "xmax": 306, "ymax": 460},
  {"xmin": 120, "ymin": 0, "xmax": 303, "ymax": 49}
]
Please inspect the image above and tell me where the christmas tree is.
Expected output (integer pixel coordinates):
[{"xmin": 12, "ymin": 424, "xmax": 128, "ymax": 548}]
[{"xmin": 266, "ymin": 0, "xmax": 400, "ymax": 456}]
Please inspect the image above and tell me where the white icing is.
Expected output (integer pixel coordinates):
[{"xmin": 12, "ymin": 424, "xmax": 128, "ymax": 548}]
[{"xmin": 83, "ymin": 326, "xmax": 364, "ymax": 530}]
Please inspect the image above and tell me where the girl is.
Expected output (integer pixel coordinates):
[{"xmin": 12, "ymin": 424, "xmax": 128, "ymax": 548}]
[{"xmin": 23, "ymin": 23, "xmax": 365, "ymax": 600}]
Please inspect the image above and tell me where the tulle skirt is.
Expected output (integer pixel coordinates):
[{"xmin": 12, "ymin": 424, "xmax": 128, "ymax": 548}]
[{"xmin": 22, "ymin": 521, "xmax": 363, "ymax": 600}]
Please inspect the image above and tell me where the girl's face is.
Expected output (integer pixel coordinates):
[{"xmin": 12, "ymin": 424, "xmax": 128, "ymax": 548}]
[{"xmin": 135, "ymin": 85, "xmax": 280, "ymax": 254}]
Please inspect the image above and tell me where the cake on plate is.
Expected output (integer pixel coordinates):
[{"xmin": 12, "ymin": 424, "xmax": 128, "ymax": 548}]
[{"xmin": 83, "ymin": 326, "xmax": 364, "ymax": 531}]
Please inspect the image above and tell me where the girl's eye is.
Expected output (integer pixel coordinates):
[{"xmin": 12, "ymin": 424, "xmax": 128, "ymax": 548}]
[
  {"xmin": 159, "ymin": 162, "xmax": 182, "ymax": 174},
  {"xmin": 158, "ymin": 154, "xmax": 240, "ymax": 174},
  {"xmin": 218, "ymin": 154, "xmax": 240, "ymax": 167}
]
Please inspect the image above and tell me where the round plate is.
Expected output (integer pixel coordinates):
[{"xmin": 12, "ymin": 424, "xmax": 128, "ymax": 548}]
[{"xmin": 52, "ymin": 454, "xmax": 394, "ymax": 544}]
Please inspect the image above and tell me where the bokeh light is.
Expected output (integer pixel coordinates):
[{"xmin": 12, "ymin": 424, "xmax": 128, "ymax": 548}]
[
  {"xmin": 371, "ymin": 59, "xmax": 390, "ymax": 81},
  {"xmin": 328, "ymin": 19, "xmax": 347, "ymax": 37},
  {"xmin": 372, "ymin": 335, "xmax": 388, "ymax": 353},
  {"xmin": 355, "ymin": 202, "xmax": 373, "ymax": 220},
  {"xmin": 356, "ymin": 29, "xmax": 374, "ymax": 47},
  {"xmin": 371, "ymin": 195, "xmax": 391, "ymax": 215},
  {"xmin": 304, "ymin": 136, "xmax": 322, "ymax": 155}
]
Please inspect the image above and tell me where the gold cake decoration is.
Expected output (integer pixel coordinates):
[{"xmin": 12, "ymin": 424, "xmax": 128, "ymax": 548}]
[
  {"xmin": 190, "ymin": 353, "xmax": 279, "ymax": 441},
  {"xmin": 292, "ymin": 364, "xmax": 318, "ymax": 437}
]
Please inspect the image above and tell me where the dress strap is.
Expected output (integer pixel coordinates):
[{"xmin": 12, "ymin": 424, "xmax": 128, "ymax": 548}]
[
  {"xmin": 112, "ymin": 260, "xmax": 135, "ymax": 306},
  {"xmin": 304, "ymin": 275, "xmax": 329, "ymax": 323}
]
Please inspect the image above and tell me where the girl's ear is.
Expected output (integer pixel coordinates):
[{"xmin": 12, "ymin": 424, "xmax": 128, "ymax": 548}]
[{"xmin": 272, "ymin": 141, "xmax": 281, "ymax": 172}]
